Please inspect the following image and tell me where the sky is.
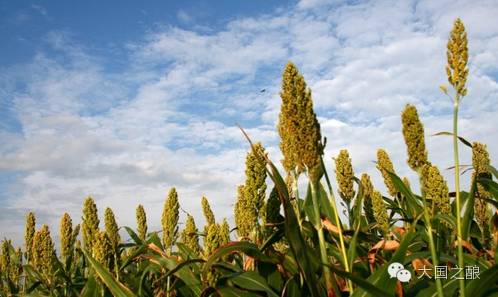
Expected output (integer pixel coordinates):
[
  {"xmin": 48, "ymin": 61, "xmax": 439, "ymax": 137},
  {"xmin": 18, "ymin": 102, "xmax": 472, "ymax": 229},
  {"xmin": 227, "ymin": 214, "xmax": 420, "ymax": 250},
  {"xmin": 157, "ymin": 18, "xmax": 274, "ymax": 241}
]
[{"xmin": 0, "ymin": 0, "xmax": 497, "ymax": 246}]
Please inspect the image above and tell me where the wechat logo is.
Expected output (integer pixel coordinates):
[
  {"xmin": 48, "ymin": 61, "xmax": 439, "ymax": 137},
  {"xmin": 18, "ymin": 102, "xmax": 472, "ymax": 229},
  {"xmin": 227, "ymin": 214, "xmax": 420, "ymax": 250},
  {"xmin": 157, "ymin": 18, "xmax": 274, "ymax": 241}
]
[{"xmin": 388, "ymin": 262, "xmax": 412, "ymax": 283}]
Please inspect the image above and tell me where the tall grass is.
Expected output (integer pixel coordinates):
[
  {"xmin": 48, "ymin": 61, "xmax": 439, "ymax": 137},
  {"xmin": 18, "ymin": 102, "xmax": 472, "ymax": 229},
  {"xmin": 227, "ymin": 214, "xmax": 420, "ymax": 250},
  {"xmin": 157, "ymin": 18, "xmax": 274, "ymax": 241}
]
[{"xmin": 1, "ymin": 18, "xmax": 497, "ymax": 297}]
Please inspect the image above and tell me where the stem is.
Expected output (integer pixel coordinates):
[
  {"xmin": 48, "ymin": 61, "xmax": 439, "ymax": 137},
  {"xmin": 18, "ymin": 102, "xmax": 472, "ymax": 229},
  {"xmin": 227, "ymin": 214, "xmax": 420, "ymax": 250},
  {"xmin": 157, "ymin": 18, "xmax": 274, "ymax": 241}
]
[
  {"xmin": 346, "ymin": 200, "xmax": 352, "ymax": 229},
  {"xmin": 114, "ymin": 248, "xmax": 120, "ymax": 282},
  {"xmin": 424, "ymin": 210, "xmax": 445, "ymax": 297},
  {"xmin": 453, "ymin": 101, "xmax": 466, "ymax": 297},
  {"xmin": 419, "ymin": 174, "xmax": 444, "ymax": 297},
  {"xmin": 166, "ymin": 276, "xmax": 171, "ymax": 297},
  {"xmin": 291, "ymin": 172, "xmax": 304, "ymax": 231},
  {"xmin": 321, "ymin": 158, "xmax": 353, "ymax": 293},
  {"xmin": 167, "ymin": 246, "xmax": 172, "ymax": 297},
  {"xmin": 310, "ymin": 180, "xmax": 334, "ymax": 296}
]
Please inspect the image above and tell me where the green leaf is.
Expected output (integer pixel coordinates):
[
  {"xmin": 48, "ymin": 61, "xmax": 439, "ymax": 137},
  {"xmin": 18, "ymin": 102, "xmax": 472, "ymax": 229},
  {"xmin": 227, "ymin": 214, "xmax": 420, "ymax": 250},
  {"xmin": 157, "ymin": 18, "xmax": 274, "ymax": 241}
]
[
  {"xmin": 22, "ymin": 264, "xmax": 44, "ymax": 283},
  {"xmin": 304, "ymin": 182, "xmax": 335, "ymax": 224},
  {"xmin": 488, "ymin": 165, "xmax": 498, "ymax": 179},
  {"xmin": 203, "ymin": 241, "xmax": 273, "ymax": 274},
  {"xmin": 163, "ymin": 258, "xmax": 205, "ymax": 279},
  {"xmin": 259, "ymin": 263, "xmax": 283, "ymax": 292},
  {"xmin": 351, "ymin": 176, "xmax": 365, "ymax": 228},
  {"xmin": 265, "ymin": 160, "xmax": 322, "ymax": 297},
  {"xmin": 83, "ymin": 251, "xmax": 136, "ymax": 297},
  {"xmin": 259, "ymin": 227, "xmax": 285, "ymax": 252},
  {"xmin": 177, "ymin": 242, "xmax": 201, "ymax": 260},
  {"xmin": 304, "ymin": 184, "xmax": 318, "ymax": 224},
  {"xmin": 477, "ymin": 177, "xmax": 498, "ymax": 200},
  {"xmin": 212, "ymin": 262, "xmax": 242, "ymax": 273},
  {"xmin": 229, "ymin": 271, "xmax": 279, "ymax": 297},
  {"xmin": 148, "ymin": 232, "xmax": 163, "ymax": 250},
  {"xmin": 200, "ymin": 287, "xmax": 217, "ymax": 297},
  {"xmin": 147, "ymin": 253, "xmax": 202, "ymax": 296},
  {"xmin": 325, "ymin": 264, "xmax": 391, "ymax": 297},
  {"xmin": 281, "ymin": 276, "xmax": 301, "ymax": 297},
  {"xmin": 124, "ymin": 226, "xmax": 143, "ymax": 245},
  {"xmin": 347, "ymin": 223, "xmax": 360, "ymax": 273},
  {"xmin": 388, "ymin": 171, "xmax": 423, "ymax": 218},
  {"xmin": 318, "ymin": 182, "xmax": 335, "ymax": 221},
  {"xmin": 216, "ymin": 287, "xmax": 262, "ymax": 297},
  {"xmin": 282, "ymin": 254, "xmax": 299, "ymax": 275},
  {"xmin": 433, "ymin": 213, "xmax": 457, "ymax": 229},
  {"xmin": 432, "ymin": 131, "xmax": 472, "ymax": 147},
  {"xmin": 462, "ymin": 179, "xmax": 477, "ymax": 240},
  {"xmin": 466, "ymin": 265, "xmax": 498, "ymax": 297},
  {"xmin": 80, "ymin": 273, "xmax": 99, "ymax": 297},
  {"xmin": 483, "ymin": 197, "xmax": 498, "ymax": 209},
  {"xmin": 119, "ymin": 245, "xmax": 147, "ymax": 272},
  {"xmin": 413, "ymin": 278, "xmax": 459, "ymax": 297}
]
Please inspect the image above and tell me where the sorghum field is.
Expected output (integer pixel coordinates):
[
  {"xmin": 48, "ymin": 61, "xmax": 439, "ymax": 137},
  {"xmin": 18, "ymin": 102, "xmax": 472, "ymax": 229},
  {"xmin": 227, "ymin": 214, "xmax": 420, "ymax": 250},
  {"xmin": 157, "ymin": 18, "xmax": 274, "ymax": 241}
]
[{"xmin": 1, "ymin": 18, "xmax": 497, "ymax": 297}]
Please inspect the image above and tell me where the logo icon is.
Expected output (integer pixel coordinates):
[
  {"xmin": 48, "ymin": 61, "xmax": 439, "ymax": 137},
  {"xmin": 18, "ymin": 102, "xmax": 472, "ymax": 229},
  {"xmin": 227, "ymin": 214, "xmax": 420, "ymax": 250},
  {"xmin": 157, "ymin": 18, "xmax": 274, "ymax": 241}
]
[
  {"xmin": 388, "ymin": 262, "xmax": 412, "ymax": 282},
  {"xmin": 396, "ymin": 269, "xmax": 412, "ymax": 282}
]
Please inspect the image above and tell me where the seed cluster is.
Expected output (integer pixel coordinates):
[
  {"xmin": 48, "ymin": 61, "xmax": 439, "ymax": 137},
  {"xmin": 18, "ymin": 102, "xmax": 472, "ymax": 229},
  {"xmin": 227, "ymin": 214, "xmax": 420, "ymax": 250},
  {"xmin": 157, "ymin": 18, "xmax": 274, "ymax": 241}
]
[
  {"xmin": 32, "ymin": 225, "xmax": 55, "ymax": 277},
  {"xmin": 278, "ymin": 62, "xmax": 323, "ymax": 179},
  {"xmin": 335, "ymin": 149, "xmax": 355, "ymax": 203},
  {"xmin": 104, "ymin": 207, "xmax": 121, "ymax": 251},
  {"xmin": 361, "ymin": 173, "xmax": 375, "ymax": 223},
  {"xmin": 235, "ymin": 143, "xmax": 267, "ymax": 238},
  {"xmin": 446, "ymin": 18, "xmax": 469, "ymax": 97},
  {"xmin": 92, "ymin": 231, "xmax": 112, "ymax": 269},
  {"xmin": 59, "ymin": 213, "xmax": 73, "ymax": 260},
  {"xmin": 24, "ymin": 212, "xmax": 36, "ymax": 262},
  {"xmin": 180, "ymin": 215, "xmax": 201, "ymax": 256},
  {"xmin": 82, "ymin": 197, "xmax": 100, "ymax": 252},
  {"xmin": 372, "ymin": 191, "xmax": 390, "ymax": 237},
  {"xmin": 202, "ymin": 196, "xmax": 216, "ymax": 227},
  {"xmin": 376, "ymin": 149, "xmax": 398, "ymax": 197},
  {"xmin": 472, "ymin": 142, "xmax": 491, "ymax": 230},
  {"xmin": 422, "ymin": 164, "xmax": 451, "ymax": 217},
  {"xmin": 162, "ymin": 188, "xmax": 179, "ymax": 251},
  {"xmin": 401, "ymin": 104, "xmax": 429, "ymax": 171},
  {"xmin": 136, "ymin": 204, "xmax": 148, "ymax": 241}
]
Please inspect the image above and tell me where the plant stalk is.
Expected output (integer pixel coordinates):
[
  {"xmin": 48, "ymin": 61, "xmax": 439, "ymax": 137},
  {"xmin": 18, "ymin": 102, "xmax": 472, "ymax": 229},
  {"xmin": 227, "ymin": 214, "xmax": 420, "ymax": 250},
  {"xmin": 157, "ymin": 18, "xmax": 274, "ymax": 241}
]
[
  {"xmin": 424, "ymin": 211, "xmax": 445, "ymax": 297},
  {"xmin": 167, "ymin": 247, "xmax": 172, "ymax": 297},
  {"xmin": 419, "ymin": 173, "xmax": 444, "ymax": 297},
  {"xmin": 310, "ymin": 180, "xmax": 334, "ymax": 296},
  {"xmin": 115, "ymin": 251, "xmax": 120, "ymax": 282},
  {"xmin": 453, "ymin": 100, "xmax": 466, "ymax": 297},
  {"xmin": 290, "ymin": 172, "xmax": 304, "ymax": 231},
  {"xmin": 321, "ymin": 158, "xmax": 353, "ymax": 293}
]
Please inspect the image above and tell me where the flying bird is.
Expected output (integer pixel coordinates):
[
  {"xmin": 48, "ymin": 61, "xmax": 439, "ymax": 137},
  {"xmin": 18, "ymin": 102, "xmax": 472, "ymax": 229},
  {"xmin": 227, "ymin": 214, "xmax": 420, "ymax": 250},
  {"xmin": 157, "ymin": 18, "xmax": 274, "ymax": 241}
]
[{"xmin": 260, "ymin": 89, "xmax": 266, "ymax": 93}]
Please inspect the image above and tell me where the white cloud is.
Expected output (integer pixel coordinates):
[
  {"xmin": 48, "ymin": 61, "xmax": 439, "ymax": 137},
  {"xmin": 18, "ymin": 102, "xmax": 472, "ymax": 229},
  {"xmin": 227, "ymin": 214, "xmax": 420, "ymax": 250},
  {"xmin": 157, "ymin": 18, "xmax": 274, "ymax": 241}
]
[
  {"xmin": 177, "ymin": 10, "xmax": 192, "ymax": 23},
  {"xmin": 31, "ymin": 4, "xmax": 48, "ymax": 18},
  {"xmin": 297, "ymin": 0, "xmax": 332, "ymax": 10}
]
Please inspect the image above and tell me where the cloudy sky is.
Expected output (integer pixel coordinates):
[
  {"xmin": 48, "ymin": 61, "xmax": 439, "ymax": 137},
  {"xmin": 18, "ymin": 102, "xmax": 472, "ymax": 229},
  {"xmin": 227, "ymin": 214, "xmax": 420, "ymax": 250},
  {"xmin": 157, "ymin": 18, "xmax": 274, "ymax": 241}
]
[{"xmin": 1, "ymin": 0, "xmax": 497, "ymax": 246}]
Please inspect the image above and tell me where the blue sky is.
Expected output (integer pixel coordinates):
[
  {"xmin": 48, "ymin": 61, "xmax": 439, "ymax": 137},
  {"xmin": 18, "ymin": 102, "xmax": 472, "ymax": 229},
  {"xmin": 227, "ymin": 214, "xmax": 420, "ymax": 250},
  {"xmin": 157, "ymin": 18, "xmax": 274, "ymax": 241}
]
[
  {"xmin": 1, "ymin": 0, "xmax": 497, "ymax": 245},
  {"xmin": 0, "ymin": 1, "xmax": 290, "ymax": 66}
]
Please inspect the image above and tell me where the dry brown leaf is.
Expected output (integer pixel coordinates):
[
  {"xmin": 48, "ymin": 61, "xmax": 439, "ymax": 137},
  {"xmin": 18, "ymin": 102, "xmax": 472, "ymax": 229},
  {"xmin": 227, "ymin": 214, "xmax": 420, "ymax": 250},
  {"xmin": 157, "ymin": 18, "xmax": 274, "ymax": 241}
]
[
  {"xmin": 244, "ymin": 256, "xmax": 254, "ymax": 271},
  {"xmin": 148, "ymin": 243, "xmax": 168, "ymax": 257},
  {"xmin": 370, "ymin": 239, "xmax": 400, "ymax": 252},
  {"xmin": 384, "ymin": 240, "xmax": 400, "ymax": 251},
  {"xmin": 368, "ymin": 251, "xmax": 377, "ymax": 266},
  {"xmin": 393, "ymin": 227, "xmax": 406, "ymax": 236},
  {"xmin": 336, "ymin": 275, "xmax": 348, "ymax": 292},
  {"xmin": 395, "ymin": 281, "xmax": 404, "ymax": 297},
  {"xmin": 412, "ymin": 258, "xmax": 433, "ymax": 277},
  {"xmin": 322, "ymin": 218, "xmax": 340, "ymax": 234},
  {"xmin": 370, "ymin": 239, "xmax": 386, "ymax": 251},
  {"xmin": 453, "ymin": 240, "xmax": 476, "ymax": 253}
]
